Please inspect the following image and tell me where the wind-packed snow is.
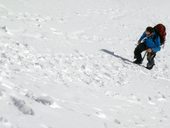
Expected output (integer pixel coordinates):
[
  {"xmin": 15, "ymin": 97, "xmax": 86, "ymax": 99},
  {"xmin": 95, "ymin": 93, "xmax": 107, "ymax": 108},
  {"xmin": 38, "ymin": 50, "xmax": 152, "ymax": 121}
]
[{"xmin": 0, "ymin": 0, "xmax": 170, "ymax": 128}]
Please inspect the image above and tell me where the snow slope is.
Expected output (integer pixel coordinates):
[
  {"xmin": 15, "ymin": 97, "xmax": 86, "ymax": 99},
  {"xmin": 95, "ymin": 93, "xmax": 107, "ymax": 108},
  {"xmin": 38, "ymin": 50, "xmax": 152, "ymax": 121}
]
[{"xmin": 0, "ymin": 0, "xmax": 170, "ymax": 128}]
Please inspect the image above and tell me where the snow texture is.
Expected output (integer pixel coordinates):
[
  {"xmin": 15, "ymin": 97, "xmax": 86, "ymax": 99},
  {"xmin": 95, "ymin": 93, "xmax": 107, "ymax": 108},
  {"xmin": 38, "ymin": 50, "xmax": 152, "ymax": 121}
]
[{"xmin": 0, "ymin": 0, "xmax": 170, "ymax": 128}]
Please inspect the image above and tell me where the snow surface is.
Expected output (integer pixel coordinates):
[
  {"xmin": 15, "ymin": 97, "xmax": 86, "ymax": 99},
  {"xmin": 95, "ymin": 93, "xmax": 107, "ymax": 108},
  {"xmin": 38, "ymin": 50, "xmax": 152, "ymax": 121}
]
[{"xmin": 0, "ymin": 0, "xmax": 170, "ymax": 128}]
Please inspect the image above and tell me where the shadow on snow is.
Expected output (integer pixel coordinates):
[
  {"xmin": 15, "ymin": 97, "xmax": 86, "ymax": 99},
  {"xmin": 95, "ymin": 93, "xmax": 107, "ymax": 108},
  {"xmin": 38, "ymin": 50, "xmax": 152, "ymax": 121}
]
[
  {"xmin": 100, "ymin": 49, "xmax": 146, "ymax": 68},
  {"xmin": 100, "ymin": 49, "xmax": 134, "ymax": 64}
]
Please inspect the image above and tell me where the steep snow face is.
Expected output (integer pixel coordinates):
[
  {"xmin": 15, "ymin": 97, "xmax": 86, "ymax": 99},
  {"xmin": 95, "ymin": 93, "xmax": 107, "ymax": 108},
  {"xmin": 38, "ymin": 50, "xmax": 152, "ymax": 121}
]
[{"xmin": 0, "ymin": 0, "xmax": 170, "ymax": 128}]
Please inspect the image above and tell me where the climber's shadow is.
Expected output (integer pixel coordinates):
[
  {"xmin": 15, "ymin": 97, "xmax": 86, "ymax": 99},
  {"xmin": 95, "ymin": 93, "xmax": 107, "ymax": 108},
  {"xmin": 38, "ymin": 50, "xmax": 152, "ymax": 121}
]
[{"xmin": 100, "ymin": 49, "xmax": 133, "ymax": 64}]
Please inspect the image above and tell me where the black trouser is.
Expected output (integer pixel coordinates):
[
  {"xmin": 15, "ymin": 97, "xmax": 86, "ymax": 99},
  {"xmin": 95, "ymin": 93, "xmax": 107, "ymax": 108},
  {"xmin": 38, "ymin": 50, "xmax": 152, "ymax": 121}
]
[
  {"xmin": 134, "ymin": 43, "xmax": 148, "ymax": 62},
  {"xmin": 134, "ymin": 43, "xmax": 156, "ymax": 67}
]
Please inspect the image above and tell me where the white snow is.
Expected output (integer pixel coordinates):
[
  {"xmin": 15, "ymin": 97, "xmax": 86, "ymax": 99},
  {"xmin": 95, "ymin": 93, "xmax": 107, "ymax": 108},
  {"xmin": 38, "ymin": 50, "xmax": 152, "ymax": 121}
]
[{"xmin": 0, "ymin": 0, "xmax": 170, "ymax": 128}]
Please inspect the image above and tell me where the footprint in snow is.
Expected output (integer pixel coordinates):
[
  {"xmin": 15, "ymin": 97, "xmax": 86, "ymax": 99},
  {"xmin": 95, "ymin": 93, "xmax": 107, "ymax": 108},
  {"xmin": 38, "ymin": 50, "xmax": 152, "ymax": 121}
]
[
  {"xmin": 11, "ymin": 96, "xmax": 34, "ymax": 115},
  {"xmin": 95, "ymin": 111, "xmax": 107, "ymax": 119},
  {"xmin": 114, "ymin": 119, "xmax": 121, "ymax": 124},
  {"xmin": 34, "ymin": 96, "xmax": 53, "ymax": 105},
  {"xmin": 34, "ymin": 95, "xmax": 62, "ymax": 109},
  {"xmin": 24, "ymin": 90, "xmax": 62, "ymax": 109},
  {"xmin": 148, "ymin": 97, "xmax": 156, "ymax": 105},
  {"xmin": 93, "ymin": 108, "xmax": 107, "ymax": 119},
  {"xmin": 0, "ymin": 26, "xmax": 13, "ymax": 35},
  {"xmin": 157, "ymin": 92, "xmax": 167, "ymax": 102}
]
